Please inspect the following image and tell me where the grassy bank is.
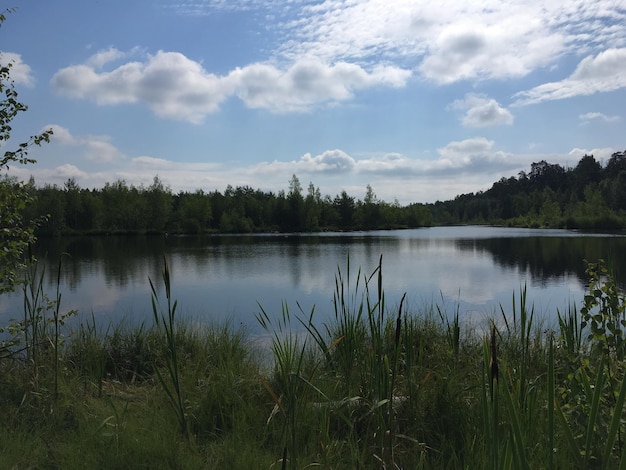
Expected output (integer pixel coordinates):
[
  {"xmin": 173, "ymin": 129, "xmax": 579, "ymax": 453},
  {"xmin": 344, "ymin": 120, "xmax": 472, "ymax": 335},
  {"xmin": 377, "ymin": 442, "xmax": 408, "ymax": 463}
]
[{"xmin": 1, "ymin": 257, "xmax": 625, "ymax": 469}]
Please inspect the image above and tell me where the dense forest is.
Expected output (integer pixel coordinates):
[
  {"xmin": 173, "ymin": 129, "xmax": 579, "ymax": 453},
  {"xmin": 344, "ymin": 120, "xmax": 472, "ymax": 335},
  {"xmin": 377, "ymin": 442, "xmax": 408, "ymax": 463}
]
[
  {"xmin": 8, "ymin": 150, "xmax": 626, "ymax": 236},
  {"xmin": 16, "ymin": 174, "xmax": 432, "ymax": 235},
  {"xmin": 431, "ymin": 150, "xmax": 626, "ymax": 230}
]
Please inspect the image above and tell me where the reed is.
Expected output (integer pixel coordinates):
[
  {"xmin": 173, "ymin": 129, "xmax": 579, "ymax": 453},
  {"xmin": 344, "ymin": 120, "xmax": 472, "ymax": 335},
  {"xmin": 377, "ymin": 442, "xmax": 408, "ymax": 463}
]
[
  {"xmin": 482, "ymin": 322, "xmax": 499, "ymax": 469},
  {"xmin": 256, "ymin": 301, "xmax": 328, "ymax": 470},
  {"xmin": 22, "ymin": 258, "xmax": 47, "ymax": 377},
  {"xmin": 69, "ymin": 312, "xmax": 109, "ymax": 396},
  {"xmin": 13, "ymin": 254, "xmax": 76, "ymax": 397},
  {"xmin": 149, "ymin": 255, "xmax": 188, "ymax": 439},
  {"xmin": 1, "ymin": 255, "xmax": 626, "ymax": 468}
]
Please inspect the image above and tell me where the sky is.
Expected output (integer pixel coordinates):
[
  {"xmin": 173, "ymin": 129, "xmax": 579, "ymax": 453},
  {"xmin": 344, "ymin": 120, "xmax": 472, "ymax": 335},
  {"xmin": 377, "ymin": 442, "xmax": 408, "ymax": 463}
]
[{"xmin": 1, "ymin": 0, "xmax": 625, "ymax": 204}]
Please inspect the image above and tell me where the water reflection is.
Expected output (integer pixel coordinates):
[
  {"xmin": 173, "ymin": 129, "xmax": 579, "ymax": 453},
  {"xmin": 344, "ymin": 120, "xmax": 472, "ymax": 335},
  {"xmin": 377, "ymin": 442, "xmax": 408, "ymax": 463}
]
[
  {"xmin": 457, "ymin": 235, "xmax": 626, "ymax": 288},
  {"xmin": 1, "ymin": 227, "xmax": 624, "ymax": 330}
]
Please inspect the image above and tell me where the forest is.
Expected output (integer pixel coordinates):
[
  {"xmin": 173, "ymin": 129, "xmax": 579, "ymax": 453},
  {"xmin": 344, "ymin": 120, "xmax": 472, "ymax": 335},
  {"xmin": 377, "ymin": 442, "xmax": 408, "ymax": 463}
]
[
  {"xmin": 17, "ymin": 174, "xmax": 432, "ymax": 235},
  {"xmin": 431, "ymin": 150, "xmax": 626, "ymax": 230},
  {"xmin": 7, "ymin": 150, "xmax": 626, "ymax": 236}
]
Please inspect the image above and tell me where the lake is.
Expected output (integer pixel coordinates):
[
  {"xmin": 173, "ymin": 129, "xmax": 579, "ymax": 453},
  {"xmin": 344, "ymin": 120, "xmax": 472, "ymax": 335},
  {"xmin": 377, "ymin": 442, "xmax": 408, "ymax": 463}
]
[{"xmin": 1, "ymin": 226, "xmax": 624, "ymax": 333}]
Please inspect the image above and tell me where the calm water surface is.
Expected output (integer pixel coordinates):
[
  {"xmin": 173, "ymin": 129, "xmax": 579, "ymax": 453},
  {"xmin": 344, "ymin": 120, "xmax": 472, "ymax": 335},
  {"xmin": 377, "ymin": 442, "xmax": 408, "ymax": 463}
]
[{"xmin": 1, "ymin": 226, "xmax": 624, "ymax": 333}]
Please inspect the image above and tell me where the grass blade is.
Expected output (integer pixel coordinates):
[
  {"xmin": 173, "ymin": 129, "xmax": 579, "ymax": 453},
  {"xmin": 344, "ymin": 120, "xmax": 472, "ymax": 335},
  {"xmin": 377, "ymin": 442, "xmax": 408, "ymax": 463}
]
[
  {"xmin": 584, "ymin": 356, "xmax": 606, "ymax": 468},
  {"xmin": 602, "ymin": 370, "xmax": 626, "ymax": 468}
]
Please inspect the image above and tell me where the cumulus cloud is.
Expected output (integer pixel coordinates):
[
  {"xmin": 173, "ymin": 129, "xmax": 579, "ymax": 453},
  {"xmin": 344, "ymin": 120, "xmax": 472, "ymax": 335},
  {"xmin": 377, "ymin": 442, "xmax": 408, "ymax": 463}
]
[
  {"xmin": 45, "ymin": 124, "xmax": 78, "ymax": 145},
  {"xmin": 230, "ymin": 59, "xmax": 409, "ymax": 113},
  {"xmin": 568, "ymin": 147, "xmax": 616, "ymax": 162},
  {"xmin": 16, "ymin": 135, "xmax": 615, "ymax": 204},
  {"xmin": 513, "ymin": 48, "xmax": 626, "ymax": 105},
  {"xmin": 53, "ymin": 164, "xmax": 90, "ymax": 179},
  {"xmin": 451, "ymin": 94, "xmax": 514, "ymax": 128},
  {"xmin": 579, "ymin": 112, "xmax": 621, "ymax": 124},
  {"xmin": 52, "ymin": 50, "xmax": 232, "ymax": 123},
  {"xmin": 45, "ymin": 124, "xmax": 125, "ymax": 163},
  {"xmin": 439, "ymin": 137, "xmax": 494, "ymax": 158},
  {"xmin": 85, "ymin": 138, "xmax": 124, "ymax": 163},
  {"xmin": 418, "ymin": 137, "xmax": 517, "ymax": 176},
  {"xmin": 86, "ymin": 47, "xmax": 136, "ymax": 69},
  {"xmin": 299, "ymin": 149, "xmax": 356, "ymax": 172},
  {"xmin": 419, "ymin": 20, "xmax": 563, "ymax": 84},
  {"xmin": 49, "ymin": 2, "xmax": 626, "ymax": 120},
  {"xmin": 358, "ymin": 153, "xmax": 414, "ymax": 175},
  {"xmin": 255, "ymin": 139, "xmax": 521, "ymax": 183},
  {"xmin": 0, "ymin": 52, "xmax": 34, "ymax": 86},
  {"xmin": 51, "ymin": 49, "xmax": 411, "ymax": 120}
]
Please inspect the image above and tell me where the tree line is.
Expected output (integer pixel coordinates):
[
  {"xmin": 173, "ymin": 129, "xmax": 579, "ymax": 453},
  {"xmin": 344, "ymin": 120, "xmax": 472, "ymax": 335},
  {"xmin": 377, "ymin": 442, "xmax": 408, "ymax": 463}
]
[
  {"xmin": 16, "ymin": 174, "xmax": 433, "ymax": 236},
  {"xmin": 8, "ymin": 151, "xmax": 626, "ymax": 237},
  {"xmin": 429, "ymin": 151, "xmax": 626, "ymax": 230}
]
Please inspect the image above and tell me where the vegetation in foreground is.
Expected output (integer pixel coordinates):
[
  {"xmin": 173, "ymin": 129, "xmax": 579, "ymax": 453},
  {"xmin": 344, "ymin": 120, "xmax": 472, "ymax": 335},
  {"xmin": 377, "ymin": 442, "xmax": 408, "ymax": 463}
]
[
  {"xmin": 2, "ymin": 12, "xmax": 626, "ymax": 466},
  {"xmin": 1, "ymin": 256, "xmax": 626, "ymax": 469}
]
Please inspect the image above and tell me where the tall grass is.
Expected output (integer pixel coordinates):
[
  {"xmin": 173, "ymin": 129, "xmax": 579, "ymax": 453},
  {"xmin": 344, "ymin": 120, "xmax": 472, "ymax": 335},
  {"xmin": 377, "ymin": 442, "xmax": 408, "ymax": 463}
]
[
  {"xmin": 1, "ymin": 256, "xmax": 626, "ymax": 468},
  {"xmin": 257, "ymin": 301, "xmax": 337, "ymax": 470},
  {"xmin": 10, "ymin": 254, "xmax": 76, "ymax": 397},
  {"xmin": 150, "ymin": 255, "xmax": 188, "ymax": 439}
]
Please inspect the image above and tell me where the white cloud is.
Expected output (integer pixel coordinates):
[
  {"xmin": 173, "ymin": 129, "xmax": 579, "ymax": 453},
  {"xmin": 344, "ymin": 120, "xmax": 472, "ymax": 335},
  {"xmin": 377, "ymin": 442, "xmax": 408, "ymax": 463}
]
[
  {"xmin": 451, "ymin": 94, "xmax": 514, "ymax": 128},
  {"xmin": 0, "ymin": 52, "xmax": 34, "ymax": 86},
  {"xmin": 86, "ymin": 47, "xmax": 135, "ymax": 69},
  {"xmin": 45, "ymin": 124, "xmax": 125, "ymax": 163},
  {"xmin": 514, "ymin": 48, "xmax": 626, "ymax": 105},
  {"xmin": 53, "ymin": 164, "xmax": 90, "ymax": 179},
  {"xmin": 299, "ymin": 149, "xmax": 356, "ymax": 172},
  {"xmin": 579, "ymin": 112, "xmax": 621, "ymax": 123},
  {"xmin": 568, "ymin": 147, "xmax": 616, "ymax": 162},
  {"xmin": 231, "ymin": 59, "xmax": 410, "ymax": 113},
  {"xmin": 48, "ymin": 2, "xmax": 626, "ymax": 122},
  {"xmin": 15, "ymin": 138, "xmax": 621, "ymax": 204},
  {"xmin": 85, "ymin": 138, "xmax": 124, "ymax": 163},
  {"xmin": 358, "ymin": 153, "xmax": 413, "ymax": 174},
  {"xmin": 131, "ymin": 156, "xmax": 176, "ymax": 168},
  {"xmin": 52, "ymin": 50, "xmax": 232, "ymax": 123},
  {"xmin": 419, "ymin": 19, "xmax": 564, "ymax": 84},
  {"xmin": 438, "ymin": 137, "xmax": 494, "ymax": 159},
  {"xmin": 275, "ymin": 1, "xmax": 626, "ymax": 85},
  {"xmin": 52, "ymin": 50, "xmax": 411, "ymax": 120},
  {"xmin": 45, "ymin": 124, "xmax": 78, "ymax": 145}
]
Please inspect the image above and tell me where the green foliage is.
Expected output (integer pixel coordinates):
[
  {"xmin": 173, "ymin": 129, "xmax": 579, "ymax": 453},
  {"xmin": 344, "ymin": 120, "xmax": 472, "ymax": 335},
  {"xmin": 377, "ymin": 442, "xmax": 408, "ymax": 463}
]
[
  {"xmin": 2, "ymin": 254, "xmax": 626, "ymax": 467},
  {"xmin": 580, "ymin": 259, "xmax": 626, "ymax": 360},
  {"xmin": 150, "ymin": 255, "xmax": 189, "ymax": 439},
  {"xmin": 23, "ymin": 177, "xmax": 433, "ymax": 235},
  {"xmin": 551, "ymin": 260, "xmax": 626, "ymax": 467},
  {"xmin": 0, "ymin": 255, "xmax": 76, "ymax": 382},
  {"xmin": 0, "ymin": 12, "xmax": 53, "ymax": 291},
  {"xmin": 430, "ymin": 152, "xmax": 626, "ymax": 229}
]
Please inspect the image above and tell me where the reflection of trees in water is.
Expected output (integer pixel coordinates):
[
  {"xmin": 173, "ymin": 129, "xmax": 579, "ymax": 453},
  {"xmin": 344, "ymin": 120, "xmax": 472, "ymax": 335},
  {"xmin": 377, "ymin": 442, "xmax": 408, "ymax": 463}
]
[
  {"xmin": 456, "ymin": 236, "xmax": 626, "ymax": 288},
  {"xmin": 34, "ymin": 236, "xmax": 169, "ymax": 291},
  {"xmin": 35, "ymin": 233, "xmax": 624, "ymax": 297},
  {"xmin": 34, "ymin": 234, "xmax": 397, "ymax": 292}
]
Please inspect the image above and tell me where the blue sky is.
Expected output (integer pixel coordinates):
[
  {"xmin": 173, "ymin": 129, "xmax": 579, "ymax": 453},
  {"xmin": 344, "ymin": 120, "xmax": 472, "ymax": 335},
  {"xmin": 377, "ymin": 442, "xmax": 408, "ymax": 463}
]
[{"xmin": 2, "ymin": 0, "xmax": 625, "ymax": 203}]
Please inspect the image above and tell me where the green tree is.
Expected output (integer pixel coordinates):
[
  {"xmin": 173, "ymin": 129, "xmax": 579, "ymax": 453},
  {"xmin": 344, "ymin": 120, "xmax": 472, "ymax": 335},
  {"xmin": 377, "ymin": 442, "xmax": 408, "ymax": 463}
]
[
  {"xmin": 0, "ymin": 11, "xmax": 53, "ymax": 292},
  {"xmin": 571, "ymin": 154, "xmax": 602, "ymax": 198},
  {"xmin": 175, "ymin": 190, "xmax": 212, "ymax": 234},
  {"xmin": 334, "ymin": 190, "xmax": 355, "ymax": 230},
  {"xmin": 64, "ymin": 177, "xmax": 82, "ymax": 230},
  {"xmin": 101, "ymin": 180, "xmax": 147, "ymax": 231},
  {"xmin": 304, "ymin": 182, "xmax": 321, "ymax": 231},
  {"xmin": 286, "ymin": 174, "xmax": 304, "ymax": 230},
  {"xmin": 35, "ymin": 184, "xmax": 66, "ymax": 236},
  {"xmin": 145, "ymin": 175, "xmax": 172, "ymax": 232},
  {"xmin": 361, "ymin": 184, "xmax": 380, "ymax": 229}
]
